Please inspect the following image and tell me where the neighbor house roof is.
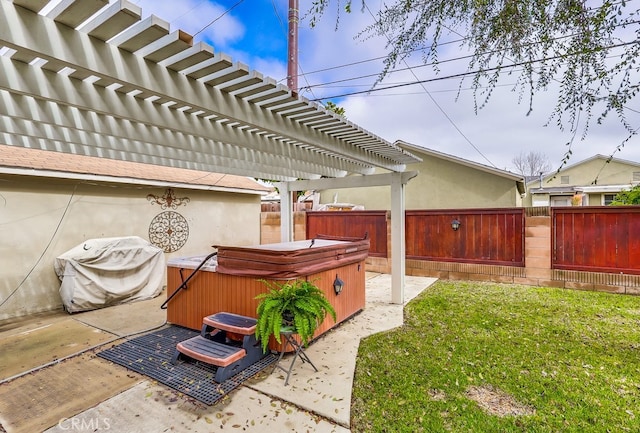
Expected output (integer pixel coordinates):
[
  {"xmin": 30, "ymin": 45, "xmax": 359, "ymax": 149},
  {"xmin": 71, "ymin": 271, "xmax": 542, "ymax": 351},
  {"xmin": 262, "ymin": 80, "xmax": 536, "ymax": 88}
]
[
  {"xmin": 0, "ymin": 144, "xmax": 269, "ymax": 195},
  {"xmin": 395, "ymin": 140, "xmax": 526, "ymax": 194},
  {"xmin": 540, "ymin": 154, "xmax": 640, "ymax": 182}
]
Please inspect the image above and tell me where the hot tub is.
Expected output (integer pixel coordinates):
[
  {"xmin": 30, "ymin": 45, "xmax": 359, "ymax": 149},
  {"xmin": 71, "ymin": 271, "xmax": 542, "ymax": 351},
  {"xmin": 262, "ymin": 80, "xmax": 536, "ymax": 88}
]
[{"xmin": 166, "ymin": 237, "xmax": 369, "ymax": 351}]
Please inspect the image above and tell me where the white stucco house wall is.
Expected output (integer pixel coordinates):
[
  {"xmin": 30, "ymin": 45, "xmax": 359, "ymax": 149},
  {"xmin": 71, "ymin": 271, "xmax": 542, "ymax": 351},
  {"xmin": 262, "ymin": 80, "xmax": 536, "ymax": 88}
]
[{"xmin": 0, "ymin": 144, "xmax": 269, "ymax": 320}]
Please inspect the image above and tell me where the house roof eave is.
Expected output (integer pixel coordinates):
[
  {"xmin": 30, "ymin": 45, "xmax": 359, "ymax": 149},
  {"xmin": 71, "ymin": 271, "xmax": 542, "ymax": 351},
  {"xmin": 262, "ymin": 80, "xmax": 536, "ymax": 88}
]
[
  {"xmin": 0, "ymin": 166, "xmax": 268, "ymax": 195},
  {"xmin": 395, "ymin": 140, "xmax": 525, "ymax": 182}
]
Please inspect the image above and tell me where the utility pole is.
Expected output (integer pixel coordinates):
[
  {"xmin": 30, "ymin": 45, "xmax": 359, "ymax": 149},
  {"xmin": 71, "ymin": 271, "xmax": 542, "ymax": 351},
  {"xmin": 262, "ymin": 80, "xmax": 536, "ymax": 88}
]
[{"xmin": 287, "ymin": 0, "xmax": 299, "ymax": 93}]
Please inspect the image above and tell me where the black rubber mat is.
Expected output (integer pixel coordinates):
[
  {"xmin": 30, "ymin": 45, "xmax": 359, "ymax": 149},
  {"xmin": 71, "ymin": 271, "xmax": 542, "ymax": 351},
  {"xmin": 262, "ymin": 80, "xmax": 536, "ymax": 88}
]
[{"xmin": 97, "ymin": 325, "xmax": 277, "ymax": 405}]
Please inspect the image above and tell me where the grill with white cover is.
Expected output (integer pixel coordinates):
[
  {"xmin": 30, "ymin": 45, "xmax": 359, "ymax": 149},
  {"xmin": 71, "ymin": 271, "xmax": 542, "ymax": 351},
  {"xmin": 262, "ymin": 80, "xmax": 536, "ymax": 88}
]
[{"xmin": 55, "ymin": 236, "xmax": 164, "ymax": 313}]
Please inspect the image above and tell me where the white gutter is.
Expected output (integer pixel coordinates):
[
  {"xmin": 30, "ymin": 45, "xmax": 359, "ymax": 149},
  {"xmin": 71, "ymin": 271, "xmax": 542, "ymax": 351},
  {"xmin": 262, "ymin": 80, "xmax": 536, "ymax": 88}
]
[{"xmin": 0, "ymin": 167, "xmax": 268, "ymax": 196}]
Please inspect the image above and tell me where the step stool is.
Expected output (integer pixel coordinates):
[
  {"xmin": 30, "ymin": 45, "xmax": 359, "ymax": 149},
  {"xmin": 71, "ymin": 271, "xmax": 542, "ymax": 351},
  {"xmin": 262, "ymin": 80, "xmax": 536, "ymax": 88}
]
[{"xmin": 172, "ymin": 312, "xmax": 267, "ymax": 383}]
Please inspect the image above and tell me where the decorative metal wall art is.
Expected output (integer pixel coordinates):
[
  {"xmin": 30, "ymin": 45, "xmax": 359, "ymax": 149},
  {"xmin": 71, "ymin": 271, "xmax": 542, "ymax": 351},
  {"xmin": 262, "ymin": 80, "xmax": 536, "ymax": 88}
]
[
  {"xmin": 148, "ymin": 211, "xmax": 189, "ymax": 253},
  {"xmin": 147, "ymin": 189, "xmax": 191, "ymax": 252},
  {"xmin": 147, "ymin": 188, "xmax": 190, "ymax": 209}
]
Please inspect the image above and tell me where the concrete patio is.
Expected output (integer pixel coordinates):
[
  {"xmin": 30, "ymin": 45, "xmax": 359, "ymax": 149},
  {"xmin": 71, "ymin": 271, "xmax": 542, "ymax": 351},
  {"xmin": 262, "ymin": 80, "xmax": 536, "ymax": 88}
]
[{"xmin": 0, "ymin": 273, "xmax": 436, "ymax": 433}]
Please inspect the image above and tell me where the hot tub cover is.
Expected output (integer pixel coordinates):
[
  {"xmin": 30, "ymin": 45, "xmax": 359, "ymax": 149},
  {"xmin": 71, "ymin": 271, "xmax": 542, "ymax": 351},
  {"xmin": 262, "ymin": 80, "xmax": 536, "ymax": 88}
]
[
  {"xmin": 215, "ymin": 235, "xmax": 370, "ymax": 278},
  {"xmin": 55, "ymin": 236, "xmax": 164, "ymax": 313}
]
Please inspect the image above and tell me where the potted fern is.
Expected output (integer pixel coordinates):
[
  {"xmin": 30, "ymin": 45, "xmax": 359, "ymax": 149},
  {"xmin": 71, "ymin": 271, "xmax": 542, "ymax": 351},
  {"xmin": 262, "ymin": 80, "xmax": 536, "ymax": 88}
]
[{"xmin": 255, "ymin": 279, "xmax": 337, "ymax": 353}]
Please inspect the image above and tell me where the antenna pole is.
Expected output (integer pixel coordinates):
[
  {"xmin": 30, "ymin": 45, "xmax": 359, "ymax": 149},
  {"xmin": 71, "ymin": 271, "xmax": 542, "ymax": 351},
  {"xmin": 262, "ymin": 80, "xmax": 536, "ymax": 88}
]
[{"xmin": 287, "ymin": 0, "xmax": 299, "ymax": 93}]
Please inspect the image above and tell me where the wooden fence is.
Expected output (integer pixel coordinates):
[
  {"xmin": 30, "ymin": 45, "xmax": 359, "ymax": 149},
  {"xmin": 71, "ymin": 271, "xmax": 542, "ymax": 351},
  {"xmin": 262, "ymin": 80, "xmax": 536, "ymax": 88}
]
[
  {"xmin": 405, "ymin": 209, "xmax": 525, "ymax": 267},
  {"xmin": 552, "ymin": 206, "xmax": 640, "ymax": 275},
  {"xmin": 296, "ymin": 206, "xmax": 640, "ymax": 292},
  {"xmin": 305, "ymin": 211, "xmax": 388, "ymax": 258},
  {"xmin": 305, "ymin": 207, "xmax": 640, "ymax": 272},
  {"xmin": 305, "ymin": 208, "xmax": 525, "ymax": 265}
]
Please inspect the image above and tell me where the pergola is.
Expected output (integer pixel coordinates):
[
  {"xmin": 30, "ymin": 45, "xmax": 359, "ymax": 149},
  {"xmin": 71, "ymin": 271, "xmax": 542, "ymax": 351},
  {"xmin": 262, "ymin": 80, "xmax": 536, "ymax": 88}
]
[{"xmin": 0, "ymin": 0, "xmax": 422, "ymax": 302}]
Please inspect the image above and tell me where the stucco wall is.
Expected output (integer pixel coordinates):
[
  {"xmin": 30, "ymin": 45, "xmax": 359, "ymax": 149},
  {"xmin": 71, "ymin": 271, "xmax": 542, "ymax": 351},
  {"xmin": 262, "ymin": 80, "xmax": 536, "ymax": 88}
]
[
  {"xmin": 320, "ymin": 157, "xmax": 521, "ymax": 210},
  {"xmin": 0, "ymin": 175, "xmax": 262, "ymax": 321},
  {"xmin": 545, "ymin": 158, "xmax": 638, "ymax": 186}
]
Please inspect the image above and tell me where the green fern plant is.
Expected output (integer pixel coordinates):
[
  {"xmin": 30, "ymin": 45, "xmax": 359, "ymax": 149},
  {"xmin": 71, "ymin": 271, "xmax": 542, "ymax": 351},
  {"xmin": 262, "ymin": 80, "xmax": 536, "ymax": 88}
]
[{"xmin": 255, "ymin": 279, "xmax": 337, "ymax": 353}]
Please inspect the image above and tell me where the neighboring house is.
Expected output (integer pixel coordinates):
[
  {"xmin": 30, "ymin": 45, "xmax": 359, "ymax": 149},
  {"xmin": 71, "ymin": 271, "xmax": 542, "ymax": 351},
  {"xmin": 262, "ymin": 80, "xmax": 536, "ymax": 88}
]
[
  {"xmin": 0, "ymin": 145, "xmax": 269, "ymax": 321},
  {"xmin": 526, "ymin": 154, "xmax": 640, "ymax": 207},
  {"xmin": 319, "ymin": 141, "xmax": 525, "ymax": 210}
]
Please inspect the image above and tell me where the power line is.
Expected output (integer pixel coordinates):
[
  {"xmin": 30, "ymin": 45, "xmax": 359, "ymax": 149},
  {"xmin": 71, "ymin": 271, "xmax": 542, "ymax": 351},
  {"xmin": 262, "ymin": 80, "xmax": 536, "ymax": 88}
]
[
  {"xmin": 293, "ymin": 14, "xmax": 639, "ymax": 91},
  {"xmin": 297, "ymin": 37, "xmax": 468, "ymax": 78},
  {"xmin": 193, "ymin": 0, "xmax": 245, "ymax": 38},
  {"xmin": 168, "ymin": 0, "xmax": 209, "ymax": 26},
  {"xmin": 362, "ymin": 3, "xmax": 496, "ymax": 167},
  {"xmin": 299, "ymin": 4, "xmax": 635, "ymax": 167},
  {"xmin": 310, "ymin": 40, "xmax": 637, "ymax": 100},
  {"xmin": 299, "ymin": 33, "xmax": 634, "ymax": 93},
  {"xmin": 0, "ymin": 185, "xmax": 77, "ymax": 310}
]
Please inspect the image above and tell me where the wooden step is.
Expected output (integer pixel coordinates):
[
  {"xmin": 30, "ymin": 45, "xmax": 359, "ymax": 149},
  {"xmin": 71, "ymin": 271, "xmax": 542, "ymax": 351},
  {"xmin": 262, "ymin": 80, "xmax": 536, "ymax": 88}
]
[
  {"xmin": 202, "ymin": 312, "xmax": 257, "ymax": 336},
  {"xmin": 175, "ymin": 335, "xmax": 246, "ymax": 367}
]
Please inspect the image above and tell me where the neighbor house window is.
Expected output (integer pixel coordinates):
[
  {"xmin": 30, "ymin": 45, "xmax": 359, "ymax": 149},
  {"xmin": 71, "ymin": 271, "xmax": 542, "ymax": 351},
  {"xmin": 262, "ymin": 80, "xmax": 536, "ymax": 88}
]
[
  {"xmin": 561, "ymin": 175, "xmax": 570, "ymax": 184},
  {"xmin": 633, "ymin": 171, "xmax": 640, "ymax": 182},
  {"xmin": 603, "ymin": 194, "xmax": 616, "ymax": 205}
]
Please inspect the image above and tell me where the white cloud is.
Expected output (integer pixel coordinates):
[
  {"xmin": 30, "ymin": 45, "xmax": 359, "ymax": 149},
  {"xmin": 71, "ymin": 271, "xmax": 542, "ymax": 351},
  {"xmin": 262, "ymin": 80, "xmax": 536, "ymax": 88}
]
[{"xmin": 129, "ymin": 0, "xmax": 245, "ymax": 48}]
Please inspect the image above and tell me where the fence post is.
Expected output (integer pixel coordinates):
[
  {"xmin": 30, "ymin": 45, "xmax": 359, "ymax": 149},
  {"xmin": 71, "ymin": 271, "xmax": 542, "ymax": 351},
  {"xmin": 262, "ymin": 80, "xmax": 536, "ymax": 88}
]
[{"xmin": 522, "ymin": 215, "xmax": 552, "ymax": 285}]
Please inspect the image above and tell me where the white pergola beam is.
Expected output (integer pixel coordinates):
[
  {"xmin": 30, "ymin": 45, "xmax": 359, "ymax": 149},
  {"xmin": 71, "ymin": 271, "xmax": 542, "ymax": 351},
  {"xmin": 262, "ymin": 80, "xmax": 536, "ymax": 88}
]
[
  {"xmin": 46, "ymin": 0, "xmax": 108, "ymax": 29},
  {"xmin": 270, "ymin": 100, "xmax": 308, "ymax": 114},
  {"xmin": 232, "ymin": 79, "xmax": 277, "ymax": 98},
  {"xmin": 319, "ymin": 124, "xmax": 354, "ymax": 134},
  {"xmin": 81, "ymin": 0, "xmax": 142, "ymax": 42},
  {"xmin": 308, "ymin": 118, "xmax": 343, "ymax": 129},
  {"xmin": 258, "ymin": 94, "xmax": 297, "ymax": 109},
  {"xmin": 202, "ymin": 62, "xmax": 249, "ymax": 87},
  {"xmin": 0, "ymin": 113, "xmax": 355, "ymax": 178},
  {"xmin": 243, "ymin": 85, "xmax": 288, "ymax": 104},
  {"xmin": 0, "ymin": 104, "xmax": 355, "ymax": 180},
  {"xmin": 286, "ymin": 171, "xmax": 417, "ymax": 191},
  {"xmin": 40, "ymin": 58, "xmax": 67, "ymax": 73},
  {"xmin": 8, "ymin": 50, "xmax": 38, "ymax": 64},
  {"xmin": 218, "ymin": 72, "xmax": 264, "ymax": 93},
  {"xmin": 183, "ymin": 53, "xmax": 233, "ymax": 79},
  {"xmin": 295, "ymin": 112, "xmax": 332, "ymax": 124},
  {"xmin": 161, "ymin": 42, "xmax": 214, "ymax": 72},
  {"xmin": 11, "ymin": 0, "xmax": 49, "ymax": 13},
  {"xmin": 108, "ymin": 14, "xmax": 169, "ymax": 52},
  {"xmin": 0, "ymin": 131, "xmax": 300, "ymax": 180},
  {"xmin": 280, "ymin": 106, "xmax": 318, "ymax": 118},
  {"xmin": 135, "ymin": 30, "xmax": 193, "ymax": 63}
]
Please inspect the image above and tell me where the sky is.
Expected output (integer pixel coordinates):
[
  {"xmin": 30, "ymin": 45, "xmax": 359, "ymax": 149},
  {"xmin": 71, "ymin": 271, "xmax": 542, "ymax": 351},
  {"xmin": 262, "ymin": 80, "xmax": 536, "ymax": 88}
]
[{"xmin": 119, "ymin": 0, "xmax": 640, "ymax": 175}]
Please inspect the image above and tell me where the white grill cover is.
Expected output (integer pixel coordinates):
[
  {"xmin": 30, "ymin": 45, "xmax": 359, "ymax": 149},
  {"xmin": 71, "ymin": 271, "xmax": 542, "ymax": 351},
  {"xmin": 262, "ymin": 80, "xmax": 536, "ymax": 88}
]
[{"xmin": 55, "ymin": 236, "xmax": 164, "ymax": 313}]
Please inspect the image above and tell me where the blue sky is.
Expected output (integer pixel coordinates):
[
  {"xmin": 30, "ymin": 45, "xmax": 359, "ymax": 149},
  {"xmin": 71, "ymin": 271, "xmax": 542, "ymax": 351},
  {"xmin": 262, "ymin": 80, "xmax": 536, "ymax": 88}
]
[{"xmin": 121, "ymin": 0, "xmax": 640, "ymax": 173}]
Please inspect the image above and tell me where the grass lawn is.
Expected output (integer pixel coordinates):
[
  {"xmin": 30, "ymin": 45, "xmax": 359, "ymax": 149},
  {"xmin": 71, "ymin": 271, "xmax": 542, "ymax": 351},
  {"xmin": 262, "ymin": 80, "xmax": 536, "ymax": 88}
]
[{"xmin": 351, "ymin": 281, "xmax": 640, "ymax": 432}]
